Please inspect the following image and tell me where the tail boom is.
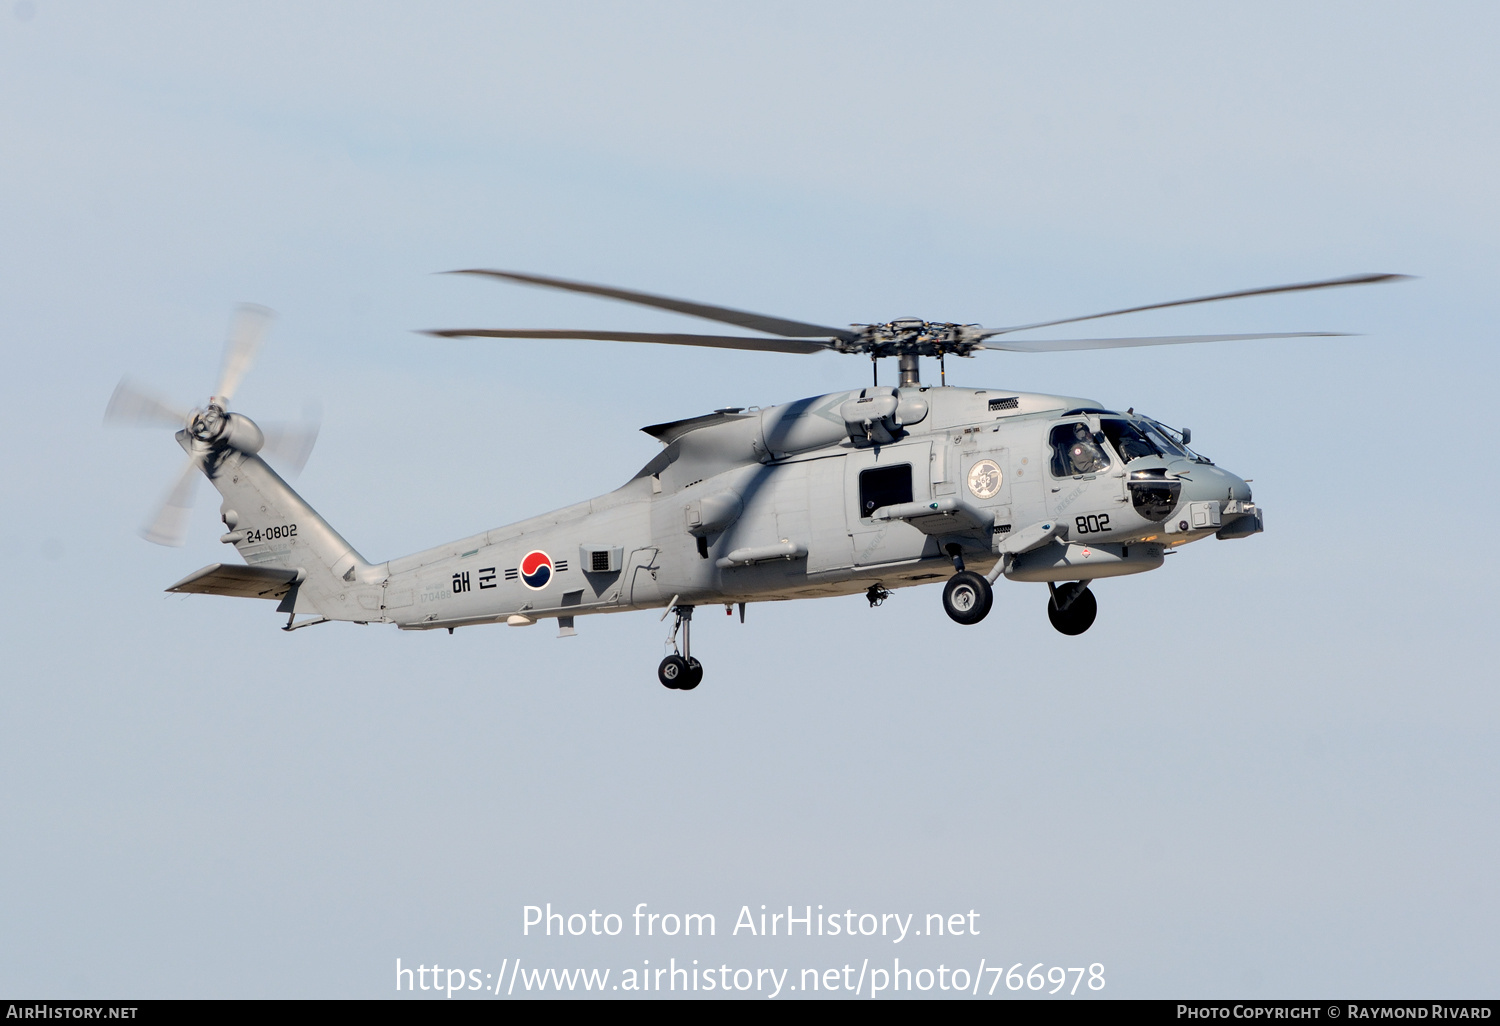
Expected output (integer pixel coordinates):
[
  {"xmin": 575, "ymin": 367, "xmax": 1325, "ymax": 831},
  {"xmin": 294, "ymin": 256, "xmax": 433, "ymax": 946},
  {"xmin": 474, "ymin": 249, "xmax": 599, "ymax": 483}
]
[{"xmin": 204, "ymin": 447, "xmax": 380, "ymax": 621}]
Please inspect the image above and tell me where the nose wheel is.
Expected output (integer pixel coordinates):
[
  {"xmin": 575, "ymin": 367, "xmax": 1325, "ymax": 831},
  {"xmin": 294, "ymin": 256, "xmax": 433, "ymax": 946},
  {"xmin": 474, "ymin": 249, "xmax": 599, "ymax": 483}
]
[
  {"xmin": 659, "ymin": 604, "xmax": 703, "ymax": 690},
  {"xmin": 1047, "ymin": 582, "xmax": 1097, "ymax": 635}
]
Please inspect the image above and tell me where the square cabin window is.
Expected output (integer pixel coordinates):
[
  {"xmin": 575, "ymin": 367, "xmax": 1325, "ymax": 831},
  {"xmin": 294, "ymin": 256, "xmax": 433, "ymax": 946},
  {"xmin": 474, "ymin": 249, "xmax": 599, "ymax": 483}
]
[{"xmin": 858, "ymin": 464, "xmax": 912, "ymax": 517}]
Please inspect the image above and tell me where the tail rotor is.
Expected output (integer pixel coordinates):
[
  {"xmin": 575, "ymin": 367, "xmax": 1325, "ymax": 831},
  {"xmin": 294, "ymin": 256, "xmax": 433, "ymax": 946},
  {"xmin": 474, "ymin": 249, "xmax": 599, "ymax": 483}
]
[
  {"xmin": 211, "ymin": 303, "xmax": 271, "ymax": 408},
  {"xmin": 139, "ymin": 453, "xmax": 207, "ymax": 547},
  {"xmin": 105, "ymin": 305, "xmax": 320, "ymax": 546}
]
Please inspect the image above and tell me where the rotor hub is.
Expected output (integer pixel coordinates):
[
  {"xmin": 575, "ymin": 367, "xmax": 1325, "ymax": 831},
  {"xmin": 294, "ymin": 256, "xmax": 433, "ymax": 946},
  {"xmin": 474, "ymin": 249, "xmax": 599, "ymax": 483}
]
[
  {"xmin": 190, "ymin": 403, "xmax": 228, "ymax": 443},
  {"xmin": 835, "ymin": 320, "xmax": 985, "ymax": 359}
]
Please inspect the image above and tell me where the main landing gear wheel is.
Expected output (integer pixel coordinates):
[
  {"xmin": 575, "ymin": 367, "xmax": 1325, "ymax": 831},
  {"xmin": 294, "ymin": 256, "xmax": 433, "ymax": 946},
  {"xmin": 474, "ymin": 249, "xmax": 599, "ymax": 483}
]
[
  {"xmin": 659, "ymin": 654, "xmax": 703, "ymax": 690},
  {"xmin": 659, "ymin": 604, "xmax": 704, "ymax": 689},
  {"xmin": 1047, "ymin": 585, "xmax": 1097, "ymax": 636},
  {"xmin": 943, "ymin": 571, "xmax": 993, "ymax": 625},
  {"xmin": 659, "ymin": 654, "xmax": 688, "ymax": 688}
]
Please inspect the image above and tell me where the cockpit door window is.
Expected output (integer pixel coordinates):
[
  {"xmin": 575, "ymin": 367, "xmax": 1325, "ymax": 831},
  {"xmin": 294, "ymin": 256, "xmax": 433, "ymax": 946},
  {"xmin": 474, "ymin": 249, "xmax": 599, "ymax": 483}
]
[{"xmin": 1049, "ymin": 421, "xmax": 1112, "ymax": 477}]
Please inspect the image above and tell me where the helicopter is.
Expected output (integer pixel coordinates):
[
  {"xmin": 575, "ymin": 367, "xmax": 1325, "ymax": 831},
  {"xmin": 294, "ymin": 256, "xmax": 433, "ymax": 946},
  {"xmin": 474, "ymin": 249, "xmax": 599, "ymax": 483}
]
[{"xmin": 108, "ymin": 269, "xmax": 1405, "ymax": 690}]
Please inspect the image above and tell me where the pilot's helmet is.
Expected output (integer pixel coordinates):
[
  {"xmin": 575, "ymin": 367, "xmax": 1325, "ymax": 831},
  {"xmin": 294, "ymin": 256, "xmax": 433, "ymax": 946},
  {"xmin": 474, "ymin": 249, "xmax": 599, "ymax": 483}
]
[{"xmin": 1073, "ymin": 422, "xmax": 1091, "ymax": 439}]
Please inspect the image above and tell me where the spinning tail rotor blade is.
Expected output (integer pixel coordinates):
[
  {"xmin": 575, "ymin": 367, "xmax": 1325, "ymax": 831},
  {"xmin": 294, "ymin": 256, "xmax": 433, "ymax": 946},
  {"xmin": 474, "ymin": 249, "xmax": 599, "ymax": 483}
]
[
  {"xmin": 446, "ymin": 269, "xmax": 858, "ymax": 341},
  {"xmin": 979, "ymin": 273, "xmax": 1411, "ymax": 338},
  {"xmin": 110, "ymin": 302, "xmax": 303, "ymax": 546},
  {"xmin": 214, "ymin": 304, "xmax": 273, "ymax": 405},
  {"xmin": 982, "ymin": 331, "xmax": 1347, "ymax": 353},
  {"xmin": 140, "ymin": 454, "xmax": 204, "ymax": 547},
  {"xmin": 423, "ymin": 327, "xmax": 831, "ymax": 354},
  {"xmin": 104, "ymin": 378, "xmax": 191, "ymax": 428},
  {"xmin": 259, "ymin": 410, "xmax": 321, "ymax": 477}
]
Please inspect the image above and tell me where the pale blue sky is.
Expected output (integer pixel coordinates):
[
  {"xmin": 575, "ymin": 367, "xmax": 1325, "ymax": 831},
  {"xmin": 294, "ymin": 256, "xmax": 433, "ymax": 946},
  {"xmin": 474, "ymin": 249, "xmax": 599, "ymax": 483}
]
[{"xmin": 1, "ymin": 1, "xmax": 1495, "ymax": 998}]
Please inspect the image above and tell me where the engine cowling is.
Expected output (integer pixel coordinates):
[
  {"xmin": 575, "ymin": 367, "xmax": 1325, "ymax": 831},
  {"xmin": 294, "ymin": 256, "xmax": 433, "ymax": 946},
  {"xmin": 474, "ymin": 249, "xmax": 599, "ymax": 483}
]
[
  {"xmin": 684, "ymin": 491, "xmax": 742, "ymax": 537},
  {"xmin": 838, "ymin": 387, "xmax": 928, "ymax": 445}
]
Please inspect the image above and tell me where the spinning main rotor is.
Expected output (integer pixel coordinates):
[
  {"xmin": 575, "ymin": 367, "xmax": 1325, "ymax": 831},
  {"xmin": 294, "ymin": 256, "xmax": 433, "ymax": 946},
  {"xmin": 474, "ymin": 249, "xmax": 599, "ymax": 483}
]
[{"xmin": 425, "ymin": 269, "xmax": 1408, "ymax": 386}]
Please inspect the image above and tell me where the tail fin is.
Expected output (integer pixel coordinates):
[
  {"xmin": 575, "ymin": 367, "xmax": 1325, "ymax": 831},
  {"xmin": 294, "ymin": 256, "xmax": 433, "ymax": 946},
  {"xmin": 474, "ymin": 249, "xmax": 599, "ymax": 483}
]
[{"xmin": 205, "ymin": 446, "xmax": 380, "ymax": 621}]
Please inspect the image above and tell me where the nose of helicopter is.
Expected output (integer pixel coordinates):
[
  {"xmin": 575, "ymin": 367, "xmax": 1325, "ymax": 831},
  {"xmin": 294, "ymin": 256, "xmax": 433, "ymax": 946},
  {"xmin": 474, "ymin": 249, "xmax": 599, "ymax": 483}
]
[
  {"xmin": 1167, "ymin": 460, "xmax": 1263, "ymax": 540},
  {"xmin": 1169, "ymin": 459, "xmax": 1252, "ymax": 504}
]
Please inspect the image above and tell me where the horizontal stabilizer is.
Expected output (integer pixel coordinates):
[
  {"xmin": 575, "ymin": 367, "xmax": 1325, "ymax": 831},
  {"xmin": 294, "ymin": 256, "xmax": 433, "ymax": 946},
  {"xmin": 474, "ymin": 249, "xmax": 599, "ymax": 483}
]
[{"xmin": 166, "ymin": 563, "xmax": 302, "ymax": 600}]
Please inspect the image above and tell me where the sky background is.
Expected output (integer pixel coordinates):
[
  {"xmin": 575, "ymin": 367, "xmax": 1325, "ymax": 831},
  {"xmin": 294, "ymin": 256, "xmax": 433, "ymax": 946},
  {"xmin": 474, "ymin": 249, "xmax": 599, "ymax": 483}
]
[{"xmin": 1, "ymin": 1, "xmax": 1496, "ymax": 999}]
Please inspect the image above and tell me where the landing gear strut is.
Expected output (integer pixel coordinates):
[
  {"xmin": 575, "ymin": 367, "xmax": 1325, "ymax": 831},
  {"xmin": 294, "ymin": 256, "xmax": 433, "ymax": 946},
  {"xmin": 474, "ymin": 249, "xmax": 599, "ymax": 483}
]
[
  {"xmin": 941, "ymin": 544, "xmax": 992, "ymax": 625},
  {"xmin": 658, "ymin": 604, "xmax": 703, "ymax": 690},
  {"xmin": 1047, "ymin": 581, "xmax": 1097, "ymax": 636}
]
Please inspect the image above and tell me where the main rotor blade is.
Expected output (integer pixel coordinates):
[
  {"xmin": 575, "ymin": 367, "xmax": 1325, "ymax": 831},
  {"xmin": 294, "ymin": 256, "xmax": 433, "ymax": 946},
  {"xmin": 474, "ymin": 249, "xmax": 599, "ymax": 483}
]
[
  {"xmin": 104, "ymin": 378, "xmax": 190, "ymax": 428},
  {"xmin": 214, "ymin": 304, "xmax": 273, "ymax": 405},
  {"xmin": 423, "ymin": 328, "xmax": 832, "ymax": 355},
  {"xmin": 140, "ymin": 453, "xmax": 203, "ymax": 547},
  {"xmin": 983, "ymin": 331, "xmax": 1346, "ymax": 353},
  {"xmin": 980, "ymin": 272, "xmax": 1410, "ymax": 337},
  {"xmin": 446, "ymin": 269, "xmax": 858, "ymax": 341}
]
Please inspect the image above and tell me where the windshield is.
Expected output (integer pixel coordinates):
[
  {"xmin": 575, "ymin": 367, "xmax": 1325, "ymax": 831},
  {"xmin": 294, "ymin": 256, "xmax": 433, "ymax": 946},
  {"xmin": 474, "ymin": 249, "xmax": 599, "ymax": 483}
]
[
  {"xmin": 1141, "ymin": 418, "xmax": 1213, "ymax": 462},
  {"xmin": 1100, "ymin": 419, "xmax": 1163, "ymax": 463},
  {"xmin": 1137, "ymin": 419, "xmax": 1189, "ymax": 458}
]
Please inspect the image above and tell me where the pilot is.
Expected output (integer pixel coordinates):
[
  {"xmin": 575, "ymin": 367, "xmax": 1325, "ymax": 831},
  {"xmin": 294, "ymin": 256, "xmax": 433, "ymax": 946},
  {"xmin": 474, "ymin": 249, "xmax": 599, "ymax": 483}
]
[{"xmin": 1068, "ymin": 422, "xmax": 1107, "ymax": 474}]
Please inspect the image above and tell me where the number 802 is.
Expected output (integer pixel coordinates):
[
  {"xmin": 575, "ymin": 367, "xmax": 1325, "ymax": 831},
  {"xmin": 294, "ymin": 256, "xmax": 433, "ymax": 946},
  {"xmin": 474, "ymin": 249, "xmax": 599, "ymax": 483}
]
[{"xmin": 1075, "ymin": 514, "xmax": 1111, "ymax": 534}]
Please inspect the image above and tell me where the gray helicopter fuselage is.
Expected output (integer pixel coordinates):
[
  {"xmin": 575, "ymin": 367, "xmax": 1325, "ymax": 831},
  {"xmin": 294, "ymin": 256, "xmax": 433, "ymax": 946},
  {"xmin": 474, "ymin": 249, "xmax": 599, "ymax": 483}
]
[
  {"xmin": 236, "ymin": 384, "xmax": 1255, "ymax": 634},
  {"xmin": 144, "ymin": 268, "xmax": 1401, "ymax": 658}
]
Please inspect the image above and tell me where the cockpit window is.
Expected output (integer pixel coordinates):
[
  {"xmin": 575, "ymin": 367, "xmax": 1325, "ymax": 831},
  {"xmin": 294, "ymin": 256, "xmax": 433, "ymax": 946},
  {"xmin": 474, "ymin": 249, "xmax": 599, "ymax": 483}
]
[
  {"xmin": 1140, "ymin": 419, "xmax": 1191, "ymax": 458},
  {"xmin": 1100, "ymin": 419, "xmax": 1162, "ymax": 463},
  {"xmin": 1050, "ymin": 422, "xmax": 1111, "ymax": 476}
]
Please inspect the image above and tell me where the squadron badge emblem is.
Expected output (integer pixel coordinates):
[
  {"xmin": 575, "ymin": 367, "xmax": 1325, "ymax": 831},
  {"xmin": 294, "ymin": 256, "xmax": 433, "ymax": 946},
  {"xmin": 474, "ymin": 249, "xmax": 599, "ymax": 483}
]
[{"xmin": 967, "ymin": 459, "xmax": 1003, "ymax": 500}]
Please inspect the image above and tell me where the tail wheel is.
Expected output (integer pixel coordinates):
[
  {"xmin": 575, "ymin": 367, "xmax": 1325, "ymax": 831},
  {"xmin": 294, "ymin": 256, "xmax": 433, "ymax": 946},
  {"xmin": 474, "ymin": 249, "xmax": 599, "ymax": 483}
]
[
  {"xmin": 942, "ymin": 571, "xmax": 993, "ymax": 625},
  {"xmin": 1047, "ymin": 587, "xmax": 1097, "ymax": 636}
]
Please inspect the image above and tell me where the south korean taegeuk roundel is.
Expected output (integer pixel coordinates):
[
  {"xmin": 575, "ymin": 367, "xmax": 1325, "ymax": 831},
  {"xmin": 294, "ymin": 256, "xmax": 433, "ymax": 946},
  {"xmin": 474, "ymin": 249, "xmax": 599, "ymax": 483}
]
[{"xmin": 520, "ymin": 550, "xmax": 553, "ymax": 590}]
